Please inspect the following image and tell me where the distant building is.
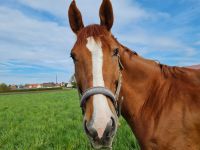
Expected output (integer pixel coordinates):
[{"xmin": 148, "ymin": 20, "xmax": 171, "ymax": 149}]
[
  {"xmin": 60, "ymin": 82, "xmax": 66, "ymax": 87},
  {"xmin": 9, "ymin": 85, "xmax": 17, "ymax": 90},
  {"xmin": 18, "ymin": 85, "xmax": 25, "ymax": 89},
  {"xmin": 25, "ymin": 84, "xmax": 42, "ymax": 89},
  {"xmin": 42, "ymin": 82, "xmax": 56, "ymax": 88},
  {"xmin": 66, "ymin": 83, "xmax": 73, "ymax": 88},
  {"xmin": 66, "ymin": 74, "xmax": 76, "ymax": 88}
]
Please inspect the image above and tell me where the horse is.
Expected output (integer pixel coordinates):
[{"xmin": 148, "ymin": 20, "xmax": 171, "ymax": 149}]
[{"xmin": 68, "ymin": 0, "xmax": 200, "ymax": 149}]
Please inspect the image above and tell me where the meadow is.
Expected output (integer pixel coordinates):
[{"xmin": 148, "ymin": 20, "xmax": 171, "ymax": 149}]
[{"xmin": 0, "ymin": 90, "xmax": 140, "ymax": 150}]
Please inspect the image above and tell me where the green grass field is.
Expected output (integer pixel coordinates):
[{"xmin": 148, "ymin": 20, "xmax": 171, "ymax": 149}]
[{"xmin": 0, "ymin": 90, "xmax": 140, "ymax": 150}]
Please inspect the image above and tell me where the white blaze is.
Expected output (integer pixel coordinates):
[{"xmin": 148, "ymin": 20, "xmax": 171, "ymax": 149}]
[{"xmin": 86, "ymin": 37, "xmax": 113, "ymax": 138}]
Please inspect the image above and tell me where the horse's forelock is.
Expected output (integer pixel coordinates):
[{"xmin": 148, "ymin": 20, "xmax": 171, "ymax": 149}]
[{"xmin": 76, "ymin": 24, "xmax": 109, "ymax": 45}]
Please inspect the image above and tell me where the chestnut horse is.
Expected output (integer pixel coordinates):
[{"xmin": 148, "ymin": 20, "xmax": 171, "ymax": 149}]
[{"xmin": 68, "ymin": 0, "xmax": 200, "ymax": 149}]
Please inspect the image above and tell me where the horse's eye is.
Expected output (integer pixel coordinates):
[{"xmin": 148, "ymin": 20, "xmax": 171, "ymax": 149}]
[
  {"xmin": 113, "ymin": 48, "xmax": 119, "ymax": 56},
  {"xmin": 70, "ymin": 53, "xmax": 77, "ymax": 62}
]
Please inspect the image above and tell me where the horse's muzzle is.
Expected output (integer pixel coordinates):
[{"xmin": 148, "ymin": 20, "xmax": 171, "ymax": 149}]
[{"xmin": 84, "ymin": 117, "xmax": 117, "ymax": 149}]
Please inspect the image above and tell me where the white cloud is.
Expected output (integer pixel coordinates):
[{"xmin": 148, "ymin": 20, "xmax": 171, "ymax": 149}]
[
  {"xmin": 117, "ymin": 28, "xmax": 197, "ymax": 56},
  {"xmin": 17, "ymin": 0, "xmax": 169, "ymax": 26},
  {"xmin": 0, "ymin": 5, "xmax": 76, "ymax": 83},
  {"xmin": 0, "ymin": 6, "xmax": 75, "ymax": 68},
  {"xmin": 118, "ymin": 33, "xmax": 181, "ymax": 50},
  {"xmin": 0, "ymin": 0, "xmax": 171, "ymax": 66},
  {"xmin": 18, "ymin": 0, "xmax": 67, "ymax": 19}
]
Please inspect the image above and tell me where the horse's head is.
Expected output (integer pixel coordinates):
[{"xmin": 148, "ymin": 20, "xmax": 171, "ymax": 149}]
[{"xmin": 68, "ymin": 0, "xmax": 122, "ymax": 149}]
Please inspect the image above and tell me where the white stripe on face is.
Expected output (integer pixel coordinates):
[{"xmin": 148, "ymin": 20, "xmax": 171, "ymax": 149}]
[{"xmin": 86, "ymin": 37, "xmax": 113, "ymax": 138}]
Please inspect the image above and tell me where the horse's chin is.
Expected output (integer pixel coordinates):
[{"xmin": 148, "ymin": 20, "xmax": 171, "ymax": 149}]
[
  {"xmin": 90, "ymin": 139, "xmax": 113, "ymax": 149},
  {"xmin": 87, "ymin": 133, "xmax": 115, "ymax": 149}
]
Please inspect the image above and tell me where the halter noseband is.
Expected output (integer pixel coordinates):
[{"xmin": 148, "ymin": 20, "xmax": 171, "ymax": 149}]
[
  {"xmin": 80, "ymin": 87, "xmax": 116, "ymax": 108},
  {"xmin": 75, "ymin": 54, "xmax": 123, "ymax": 117}
]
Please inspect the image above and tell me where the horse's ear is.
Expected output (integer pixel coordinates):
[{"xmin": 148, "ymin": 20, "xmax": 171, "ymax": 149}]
[
  {"xmin": 68, "ymin": 0, "xmax": 84, "ymax": 34},
  {"xmin": 99, "ymin": 0, "xmax": 114, "ymax": 31}
]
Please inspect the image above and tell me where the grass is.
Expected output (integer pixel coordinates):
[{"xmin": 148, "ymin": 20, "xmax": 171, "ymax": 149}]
[{"xmin": 0, "ymin": 90, "xmax": 140, "ymax": 150}]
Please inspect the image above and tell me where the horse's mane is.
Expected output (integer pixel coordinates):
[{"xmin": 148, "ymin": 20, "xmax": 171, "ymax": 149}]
[
  {"xmin": 159, "ymin": 64, "xmax": 186, "ymax": 78},
  {"xmin": 119, "ymin": 43, "xmax": 197, "ymax": 80}
]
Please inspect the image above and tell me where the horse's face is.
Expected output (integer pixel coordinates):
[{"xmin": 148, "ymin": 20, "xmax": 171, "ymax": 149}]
[
  {"xmin": 68, "ymin": 0, "xmax": 121, "ymax": 149},
  {"xmin": 71, "ymin": 32, "xmax": 120, "ymax": 149}
]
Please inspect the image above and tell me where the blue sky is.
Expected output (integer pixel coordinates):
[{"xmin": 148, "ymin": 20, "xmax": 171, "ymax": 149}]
[{"xmin": 0, "ymin": 0, "xmax": 199, "ymax": 84}]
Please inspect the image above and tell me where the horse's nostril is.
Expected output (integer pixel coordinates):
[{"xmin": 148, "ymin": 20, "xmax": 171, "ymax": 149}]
[
  {"xmin": 84, "ymin": 120, "xmax": 98, "ymax": 139},
  {"xmin": 84, "ymin": 120, "xmax": 89, "ymax": 133},
  {"xmin": 103, "ymin": 117, "xmax": 116, "ymax": 138},
  {"xmin": 111, "ymin": 117, "xmax": 116, "ymax": 129}
]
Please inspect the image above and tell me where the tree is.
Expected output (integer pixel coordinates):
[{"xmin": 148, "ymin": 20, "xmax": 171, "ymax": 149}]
[
  {"xmin": 71, "ymin": 81, "xmax": 77, "ymax": 88},
  {"xmin": 69, "ymin": 74, "xmax": 77, "ymax": 88},
  {"xmin": 0, "ymin": 83, "xmax": 11, "ymax": 92}
]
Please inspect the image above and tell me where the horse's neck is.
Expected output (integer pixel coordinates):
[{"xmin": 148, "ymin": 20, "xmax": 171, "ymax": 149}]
[{"xmin": 119, "ymin": 48, "xmax": 161, "ymax": 134}]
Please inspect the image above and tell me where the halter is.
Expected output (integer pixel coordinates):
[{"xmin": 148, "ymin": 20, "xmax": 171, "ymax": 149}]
[{"xmin": 75, "ymin": 54, "xmax": 123, "ymax": 117}]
